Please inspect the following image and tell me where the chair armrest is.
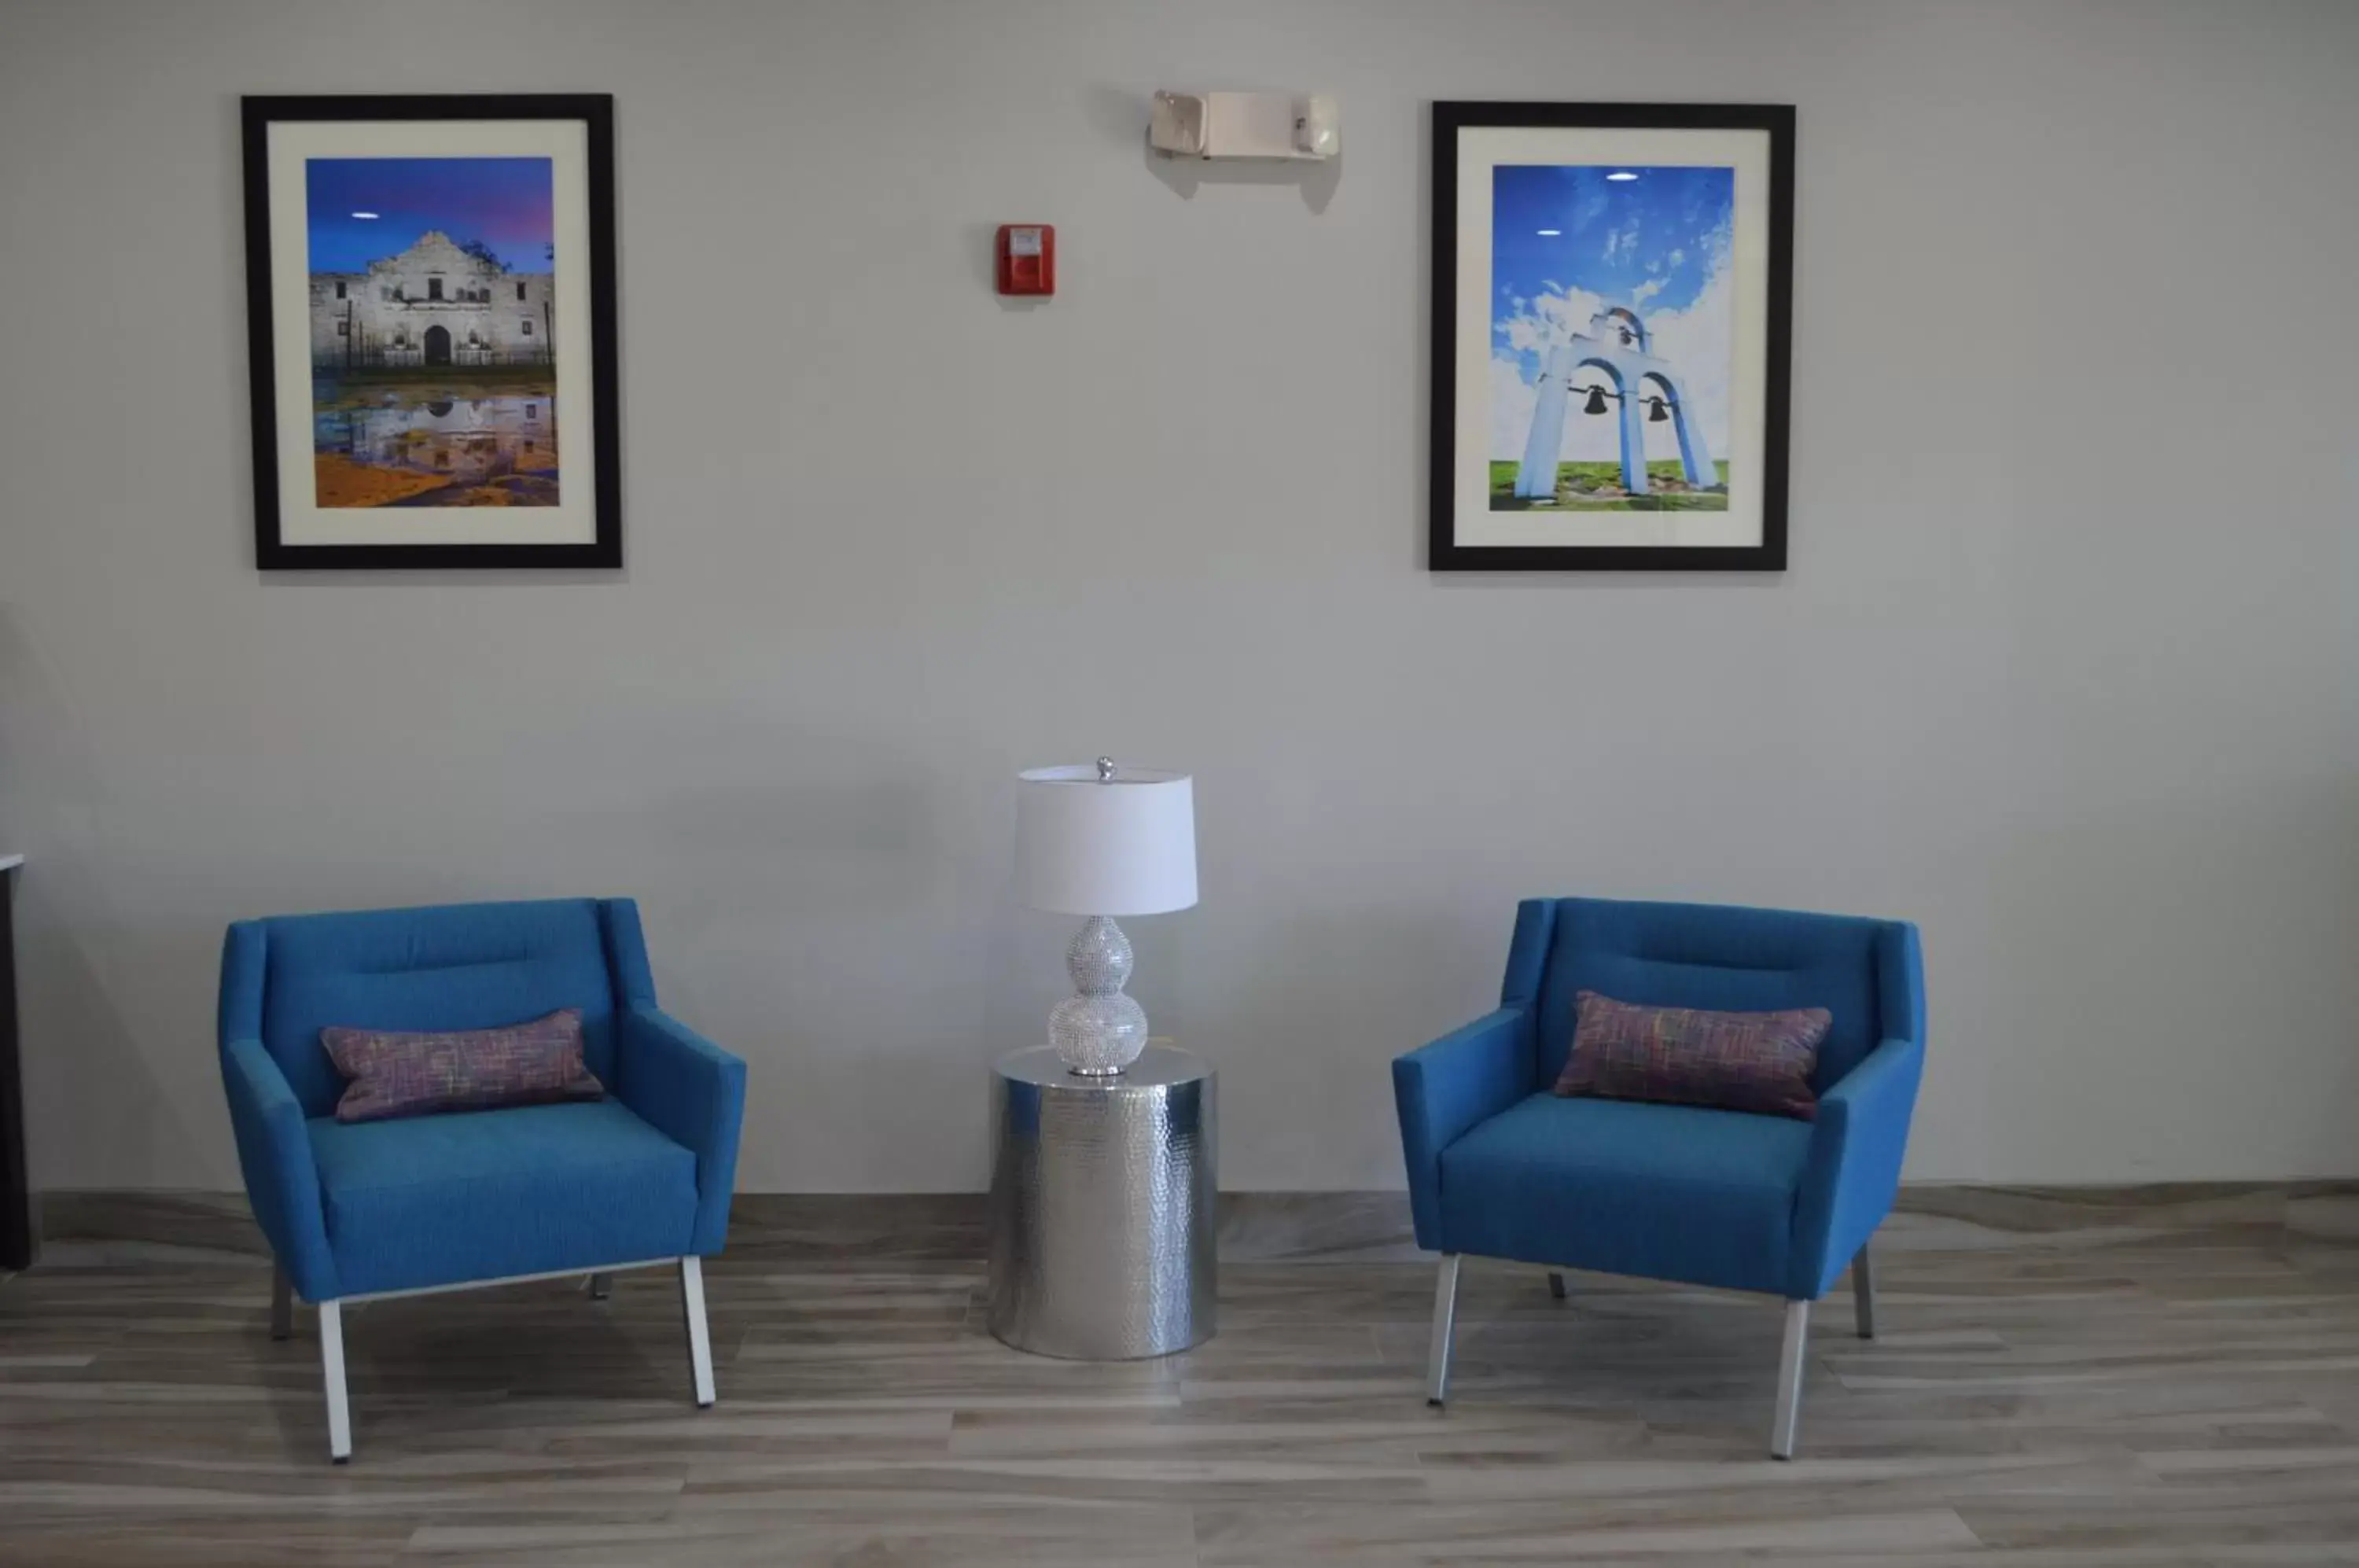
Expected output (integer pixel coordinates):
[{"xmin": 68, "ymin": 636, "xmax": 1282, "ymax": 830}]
[
  {"xmin": 1790, "ymin": 1036, "xmax": 1924, "ymax": 1298},
  {"xmin": 219, "ymin": 1038, "xmax": 337, "ymax": 1301},
  {"xmin": 616, "ymin": 1006, "xmax": 748, "ymax": 1255},
  {"xmin": 1392, "ymin": 1007, "xmax": 1533, "ymax": 1251}
]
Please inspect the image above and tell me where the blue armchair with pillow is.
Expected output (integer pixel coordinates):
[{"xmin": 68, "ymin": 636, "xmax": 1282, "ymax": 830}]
[
  {"xmin": 1393, "ymin": 897, "xmax": 1924, "ymax": 1457},
  {"xmin": 217, "ymin": 898, "xmax": 748, "ymax": 1462}
]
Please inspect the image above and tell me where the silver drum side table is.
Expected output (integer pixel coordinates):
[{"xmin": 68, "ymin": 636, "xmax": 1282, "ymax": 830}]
[{"xmin": 988, "ymin": 1044, "xmax": 1216, "ymax": 1360}]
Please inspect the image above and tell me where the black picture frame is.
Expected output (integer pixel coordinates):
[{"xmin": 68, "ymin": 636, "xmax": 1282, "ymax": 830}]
[
  {"xmin": 0, "ymin": 866, "xmax": 27, "ymax": 1272},
  {"xmin": 1429, "ymin": 101, "xmax": 1794, "ymax": 572},
  {"xmin": 241, "ymin": 94, "xmax": 621, "ymax": 570}
]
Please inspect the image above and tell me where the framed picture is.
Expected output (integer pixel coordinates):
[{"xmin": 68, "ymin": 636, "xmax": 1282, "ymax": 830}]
[
  {"xmin": 241, "ymin": 94, "xmax": 620, "ymax": 570},
  {"xmin": 1430, "ymin": 102, "xmax": 1794, "ymax": 572}
]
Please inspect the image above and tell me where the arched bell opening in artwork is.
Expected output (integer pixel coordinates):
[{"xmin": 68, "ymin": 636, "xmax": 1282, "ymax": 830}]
[{"xmin": 1512, "ymin": 307, "xmax": 1719, "ymax": 504}]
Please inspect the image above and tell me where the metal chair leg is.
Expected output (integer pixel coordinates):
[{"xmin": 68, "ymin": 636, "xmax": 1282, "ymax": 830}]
[
  {"xmin": 1851, "ymin": 1243, "xmax": 1877, "ymax": 1340},
  {"xmin": 1770, "ymin": 1298, "xmax": 1810, "ymax": 1459},
  {"xmin": 1426, "ymin": 1253, "xmax": 1462, "ymax": 1406},
  {"xmin": 318, "ymin": 1301, "xmax": 351, "ymax": 1463},
  {"xmin": 1546, "ymin": 1271, "xmax": 1568, "ymax": 1301},
  {"xmin": 270, "ymin": 1266, "xmax": 293, "ymax": 1342},
  {"xmin": 679, "ymin": 1256, "xmax": 716, "ymax": 1408},
  {"xmin": 587, "ymin": 1272, "xmax": 614, "ymax": 1301}
]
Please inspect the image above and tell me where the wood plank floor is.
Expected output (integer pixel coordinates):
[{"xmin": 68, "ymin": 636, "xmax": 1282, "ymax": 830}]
[{"xmin": 5, "ymin": 1194, "xmax": 2359, "ymax": 1566}]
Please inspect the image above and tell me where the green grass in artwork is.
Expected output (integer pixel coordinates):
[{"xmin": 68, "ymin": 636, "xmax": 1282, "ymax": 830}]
[
  {"xmin": 312, "ymin": 367, "xmax": 556, "ymax": 411},
  {"xmin": 1489, "ymin": 459, "xmax": 1732, "ymax": 511}
]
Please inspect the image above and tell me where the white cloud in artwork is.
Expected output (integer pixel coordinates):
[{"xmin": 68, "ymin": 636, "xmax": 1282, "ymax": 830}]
[
  {"xmin": 1498, "ymin": 282, "xmax": 1603, "ymax": 356},
  {"xmin": 1640, "ymin": 259, "xmax": 1732, "ymax": 457}
]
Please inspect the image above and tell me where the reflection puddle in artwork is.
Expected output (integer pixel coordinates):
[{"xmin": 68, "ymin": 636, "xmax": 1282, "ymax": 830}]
[{"xmin": 312, "ymin": 380, "xmax": 558, "ymax": 508}]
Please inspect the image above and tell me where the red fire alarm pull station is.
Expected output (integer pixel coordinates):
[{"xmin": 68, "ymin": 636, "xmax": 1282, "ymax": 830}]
[{"xmin": 996, "ymin": 224, "xmax": 1054, "ymax": 296}]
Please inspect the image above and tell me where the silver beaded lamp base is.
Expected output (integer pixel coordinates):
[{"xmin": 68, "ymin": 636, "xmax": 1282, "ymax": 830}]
[{"xmin": 1050, "ymin": 915, "xmax": 1147, "ymax": 1076}]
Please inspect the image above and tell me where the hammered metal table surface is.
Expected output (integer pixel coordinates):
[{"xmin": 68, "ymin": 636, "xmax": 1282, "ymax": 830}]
[{"xmin": 987, "ymin": 1044, "xmax": 1216, "ymax": 1360}]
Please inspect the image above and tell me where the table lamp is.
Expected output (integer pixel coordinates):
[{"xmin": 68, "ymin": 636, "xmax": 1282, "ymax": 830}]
[{"xmin": 1014, "ymin": 759, "xmax": 1198, "ymax": 1077}]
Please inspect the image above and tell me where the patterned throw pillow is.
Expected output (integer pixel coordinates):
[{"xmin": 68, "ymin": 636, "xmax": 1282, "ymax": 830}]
[
  {"xmin": 1552, "ymin": 990, "xmax": 1831, "ymax": 1121},
  {"xmin": 322, "ymin": 1008, "xmax": 605, "ymax": 1124}
]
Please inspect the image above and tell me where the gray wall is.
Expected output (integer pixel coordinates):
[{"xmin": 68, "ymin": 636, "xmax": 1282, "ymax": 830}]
[{"xmin": 2, "ymin": 0, "xmax": 2355, "ymax": 1194}]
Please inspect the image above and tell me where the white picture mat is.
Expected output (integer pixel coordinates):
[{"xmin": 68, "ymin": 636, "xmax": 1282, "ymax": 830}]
[
  {"xmin": 1452, "ymin": 124, "xmax": 1771, "ymax": 550},
  {"xmin": 266, "ymin": 118, "xmax": 598, "ymax": 547}
]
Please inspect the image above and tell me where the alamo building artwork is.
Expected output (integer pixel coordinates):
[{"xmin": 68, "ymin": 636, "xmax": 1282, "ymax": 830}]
[{"xmin": 309, "ymin": 230, "xmax": 554, "ymax": 370}]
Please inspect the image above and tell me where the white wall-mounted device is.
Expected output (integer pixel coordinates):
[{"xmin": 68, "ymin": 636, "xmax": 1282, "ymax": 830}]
[{"xmin": 1150, "ymin": 91, "xmax": 1341, "ymax": 161}]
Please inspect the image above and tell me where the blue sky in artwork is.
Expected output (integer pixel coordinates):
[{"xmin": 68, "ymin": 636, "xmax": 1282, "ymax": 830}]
[
  {"xmin": 1491, "ymin": 164, "xmax": 1732, "ymax": 340},
  {"xmin": 306, "ymin": 156, "xmax": 554, "ymax": 274},
  {"xmin": 1487, "ymin": 164, "xmax": 1738, "ymax": 459}
]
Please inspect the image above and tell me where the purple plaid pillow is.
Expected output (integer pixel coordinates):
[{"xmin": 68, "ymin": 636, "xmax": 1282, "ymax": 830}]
[
  {"xmin": 1552, "ymin": 990, "xmax": 1831, "ymax": 1121},
  {"xmin": 322, "ymin": 1008, "xmax": 605, "ymax": 1124}
]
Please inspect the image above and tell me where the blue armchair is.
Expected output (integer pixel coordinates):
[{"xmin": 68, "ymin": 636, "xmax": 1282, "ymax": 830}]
[
  {"xmin": 1393, "ymin": 897, "xmax": 1924, "ymax": 1458},
  {"xmin": 218, "ymin": 898, "xmax": 748, "ymax": 1462}
]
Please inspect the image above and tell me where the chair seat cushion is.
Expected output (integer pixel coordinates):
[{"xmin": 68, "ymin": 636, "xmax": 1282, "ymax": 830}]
[
  {"xmin": 309, "ymin": 1100, "xmax": 699, "ymax": 1297},
  {"xmin": 1438, "ymin": 1091, "xmax": 1812, "ymax": 1294}
]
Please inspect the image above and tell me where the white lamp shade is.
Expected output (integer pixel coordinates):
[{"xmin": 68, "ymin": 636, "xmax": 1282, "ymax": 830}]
[{"xmin": 1015, "ymin": 766, "xmax": 1198, "ymax": 916}]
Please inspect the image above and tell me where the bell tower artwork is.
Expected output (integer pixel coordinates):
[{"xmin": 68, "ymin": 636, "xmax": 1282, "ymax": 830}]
[
  {"xmin": 1481, "ymin": 160, "xmax": 1740, "ymax": 519},
  {"xmin": 1512, "ymin": 305, "xmax": 1718, "ymax": 502},
  {"xmin": 1434, "ymin": 105, "xmax": 1792, "ymax": 570}
]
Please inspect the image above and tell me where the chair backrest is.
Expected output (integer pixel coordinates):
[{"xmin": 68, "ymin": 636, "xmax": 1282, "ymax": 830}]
[
  {"xmin": 1503, "ymin": 897, "xmax": 1922, "ymax": 1095},
  {"xmin": 219, "ymin": 898, "xmax": 651, "ymax": 1118}
]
